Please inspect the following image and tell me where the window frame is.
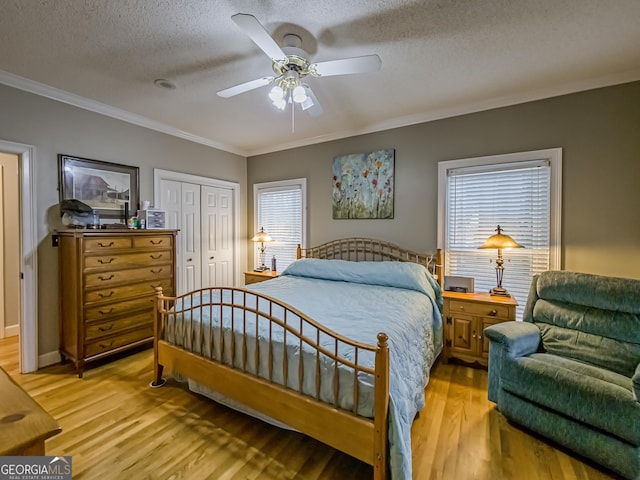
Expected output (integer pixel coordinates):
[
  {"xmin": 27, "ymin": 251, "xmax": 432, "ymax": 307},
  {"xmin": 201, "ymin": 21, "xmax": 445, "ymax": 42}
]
[
  {"xmin": 253, "ymin": 177, "xmax": 307, "ymax": 271},
  {"xmin": 437, "ymin": 147, "xmax": 562, "ymax": 279}
]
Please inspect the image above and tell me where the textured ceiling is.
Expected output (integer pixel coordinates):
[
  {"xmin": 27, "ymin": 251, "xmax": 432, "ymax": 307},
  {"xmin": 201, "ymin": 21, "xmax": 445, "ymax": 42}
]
[{"xmin": 1, "ymin": 1, "xmax": 640, "ymax": 156}]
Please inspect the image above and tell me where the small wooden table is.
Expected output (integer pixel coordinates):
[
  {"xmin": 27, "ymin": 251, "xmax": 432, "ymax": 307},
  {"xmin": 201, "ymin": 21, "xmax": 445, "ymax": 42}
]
[
  {"xmin": 0, "ymin": 367, "xmax": 61, "ymax": 455},
  {"xmin": 244, "ymin": 270, "xmax": 279, "ymax": 285},
  {"xmin": 442, "ymin": 291, "xmax": 518, "ymax": 367}
]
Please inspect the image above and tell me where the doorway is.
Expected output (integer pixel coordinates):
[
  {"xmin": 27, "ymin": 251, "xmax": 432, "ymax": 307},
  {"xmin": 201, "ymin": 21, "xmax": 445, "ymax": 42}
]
[
  {"xmin": 0, "ymin": 139, "xmax": 38, "ymax": 373},
  {"xmin": 0, "ymin": 152, "xmax": 21, "ymax": 340}
]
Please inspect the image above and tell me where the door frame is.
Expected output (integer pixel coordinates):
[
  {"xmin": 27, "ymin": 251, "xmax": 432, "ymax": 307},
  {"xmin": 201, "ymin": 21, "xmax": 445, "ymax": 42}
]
[
  {"xmin": 153, "ymin": 169, "xmax": 241, "ymax": 287},
  {"xmin": 0, "ymin": 139, "xmax": 38, "ymax": 373}
]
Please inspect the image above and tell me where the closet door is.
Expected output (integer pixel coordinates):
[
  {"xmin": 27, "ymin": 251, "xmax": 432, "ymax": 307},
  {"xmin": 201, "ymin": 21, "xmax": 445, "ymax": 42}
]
[
  {"xmin": 181, "ymin": 182, "xmax": 201, "ymax": 293},
  {"xmin": 159, "ymin": 179, "xmax": 184, "ymax": 293},
  {"xmin": 201, "ymin": 186, "xmax": 234, "ymax": 287}
]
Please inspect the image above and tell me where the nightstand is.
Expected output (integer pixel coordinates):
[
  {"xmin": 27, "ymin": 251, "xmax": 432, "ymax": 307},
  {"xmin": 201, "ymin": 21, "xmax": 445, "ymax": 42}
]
[
  {"xmin": 244, "ymin": 270, "xmax": 278, "ymax": 285},
  {"xmin": 442, "ymin": 291, "xmax": 518, "ymax": 367}
]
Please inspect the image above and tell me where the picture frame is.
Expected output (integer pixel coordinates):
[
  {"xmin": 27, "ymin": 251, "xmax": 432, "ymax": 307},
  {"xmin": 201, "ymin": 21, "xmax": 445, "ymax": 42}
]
[
  {"xmin": 58, "ymin": 154, "xmax": 139, "ymax": 219},
  {"xmin": 332, "ymin": 148, "xmax": 395, "ymax": 219}
]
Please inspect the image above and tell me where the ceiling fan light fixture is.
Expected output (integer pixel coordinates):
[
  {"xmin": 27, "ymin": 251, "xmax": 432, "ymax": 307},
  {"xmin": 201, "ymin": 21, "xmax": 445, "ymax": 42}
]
[
  {"xmin": 300, "ymin": 94, "xmax": 314, "ymax": 111},
  {"xmin": 269, "ymin": 85, "xmax": 284, "ymax": 101},
  {"xmin": 292, "ymin": 85, "xmax": 307, "ymax": 103},
  {"xmin": 272, "ymin": 97, "xmax": 287, "ymax": 110}
]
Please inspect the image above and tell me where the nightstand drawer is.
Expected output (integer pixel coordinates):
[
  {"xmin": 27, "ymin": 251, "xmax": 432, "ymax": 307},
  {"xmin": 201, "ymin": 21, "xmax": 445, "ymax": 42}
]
[
  {"xmin": 244, "ymin": 271, "xmax": 278, "ymax": 285},
  {"xmin": 448, "ymin": 300, "xmax": 509, "ymax": 318}
]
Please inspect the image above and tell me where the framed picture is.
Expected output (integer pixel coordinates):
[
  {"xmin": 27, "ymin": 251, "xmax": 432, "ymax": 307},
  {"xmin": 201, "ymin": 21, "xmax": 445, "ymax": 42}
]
[
  {"xmin": 332, "ymin": 148, "xmax": 395, "ymax": 219},
  {"xmin": 58, "ymin": 154, "xmax": 139, "ymax": 219}
]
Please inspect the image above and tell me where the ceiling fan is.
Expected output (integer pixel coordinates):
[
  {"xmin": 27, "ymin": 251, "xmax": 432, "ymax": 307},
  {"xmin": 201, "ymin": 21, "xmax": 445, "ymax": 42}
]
[{"xmin": 217, "ymin": 14, "xmax": 382, "ymax": 118}]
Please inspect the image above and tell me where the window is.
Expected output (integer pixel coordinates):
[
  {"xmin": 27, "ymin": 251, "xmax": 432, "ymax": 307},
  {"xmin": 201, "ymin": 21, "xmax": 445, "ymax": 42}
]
[
  {"xmin": 438, "ymin": 149, "xmax": 562, "ymax": 319},
  {"xmin": 254, "ymin": 178, "xmax": 307, "ymax": 272}
]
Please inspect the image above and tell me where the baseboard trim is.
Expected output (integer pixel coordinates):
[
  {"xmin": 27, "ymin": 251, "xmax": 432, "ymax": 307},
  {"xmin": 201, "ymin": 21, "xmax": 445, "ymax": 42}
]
[
  {"xmin": 39, "ymin": 350, "xmax": 61, "ymax": 368},
  {"xmin": 3, "ymin": 325, "xmax": 19, "ymax": 338}
]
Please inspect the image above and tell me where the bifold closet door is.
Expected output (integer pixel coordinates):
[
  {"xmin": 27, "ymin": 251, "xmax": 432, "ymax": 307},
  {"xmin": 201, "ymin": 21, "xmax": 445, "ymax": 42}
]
[
  {"xmin": 180, "ymin": 182, "xmax": 202, "ymax": 293},
  {"xmin": 201, "ymin": 185, "xmax": 234, "ymax": 288},
  {"xmin": 160, "ymin": 179, "xmax": 236, "ymax": 294},
  {"xmin": 159, "ymin": 179, "xmax": 201, "ymax": 294}
]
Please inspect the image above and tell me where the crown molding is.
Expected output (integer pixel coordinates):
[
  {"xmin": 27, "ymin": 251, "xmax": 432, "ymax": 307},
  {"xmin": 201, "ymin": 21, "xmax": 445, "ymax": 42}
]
[
  {"xmin": 245, "ymin": 67, "xmax": 640, "ymax": 156},
  {"xmin": 0, "ymin": 69, "xmax": 246, "ymax": 157}
]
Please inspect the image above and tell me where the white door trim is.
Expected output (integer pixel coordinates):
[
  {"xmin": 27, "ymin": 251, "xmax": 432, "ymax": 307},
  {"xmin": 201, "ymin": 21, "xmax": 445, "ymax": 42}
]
[
  {"xmin": 153, "ymin": 169, "xmax": 241, "ymax": 287},
  {"xmin": 0, "ymin": 139, "xmax": 38, "ymax": 373}
]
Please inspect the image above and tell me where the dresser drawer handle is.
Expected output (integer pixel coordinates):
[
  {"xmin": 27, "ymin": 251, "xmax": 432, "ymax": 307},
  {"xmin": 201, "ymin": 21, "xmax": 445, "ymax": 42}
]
[
  {"xmin": 150, "ymin": 254, "xmax": 163, "ymax": 260},
  {"xmin": 150, "ymin": 239, "xmax": 163, "ymax": 245},
  {"xmin": 150, "ymin": 268, "xmax": 163, "ymax": 274},
  {"xmin": 488, "ymin": 309, "xmax": 498, "ymax": 316},
  {"xmin": 98, "ymin": 241, "xmax": 114, "ymax": 248},
  {"xmin": 98, "ymin": 291, "xmax": 115, "ymax": 299},
  {"xmin": 98, "ymin": 308, "xmax": 114, "ymax": 315},
  {"xmin": 99, "ymin": 340, "xmax": 115, "ymax": 348},
  {"xmin": 98, "ymin": 258, "xmax": 115, "ymax": 264},
  {"xmin": 98, "ymin": 274, "xmax": 115, "ymax": 281},
  {"xmin": 98, "ymin": 324, "xmax": 114, "ymax": 332}
]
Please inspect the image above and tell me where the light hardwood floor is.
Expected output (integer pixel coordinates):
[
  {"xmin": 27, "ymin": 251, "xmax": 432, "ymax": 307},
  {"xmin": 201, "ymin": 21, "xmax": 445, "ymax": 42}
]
[{"xmin": 0, "ymin": 336, "xmax": 616, "ymax": 479}]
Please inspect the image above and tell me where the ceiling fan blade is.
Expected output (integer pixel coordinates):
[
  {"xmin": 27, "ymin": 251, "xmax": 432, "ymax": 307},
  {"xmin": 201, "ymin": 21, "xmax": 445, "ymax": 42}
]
[
  {"xmin": 217, "ymin": 76, "xmax": 274, "ymax": 98},
  {"xmin": 231, "ymin": 13, "xmax": 287, "ymax": 62},
  {"xmin": 301, "ymin": 85, "xmax": 323, "ymax": 117},
  {"xmin": 311, "ymin": 54, "xmax": 382, "ymax": 77}
]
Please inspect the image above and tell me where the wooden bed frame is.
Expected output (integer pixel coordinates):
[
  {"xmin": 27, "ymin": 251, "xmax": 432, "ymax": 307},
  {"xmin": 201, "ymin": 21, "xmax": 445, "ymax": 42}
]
[{"xmin": 152, "ymin": 238, "xmax": 442, "ymax": 480}]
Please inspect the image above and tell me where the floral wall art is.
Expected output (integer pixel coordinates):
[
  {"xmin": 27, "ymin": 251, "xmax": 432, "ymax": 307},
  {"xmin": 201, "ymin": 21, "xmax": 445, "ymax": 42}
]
[{"xmin": 332, "ymin": 149, "xmax": 395, "ymax": 219}]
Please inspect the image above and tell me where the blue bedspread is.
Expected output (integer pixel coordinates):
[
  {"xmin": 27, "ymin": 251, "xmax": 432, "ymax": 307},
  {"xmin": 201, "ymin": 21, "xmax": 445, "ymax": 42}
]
[
  {"xmin": 170, "ymin": 259, "xmax": 442, "ymax": 479},
  {"xmin": 255, "ymin": 259, "xmax": 442, "ymax": 479}
]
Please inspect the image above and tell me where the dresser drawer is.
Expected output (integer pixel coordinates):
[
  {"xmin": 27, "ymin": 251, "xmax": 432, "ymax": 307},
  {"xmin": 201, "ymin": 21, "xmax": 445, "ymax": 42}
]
[
  {"xmin": 448, "ymin": 300, "xmax": 509, "ymax": 318},
  {"xmin": 85, "ymin": 265, "xmax": 173, "ymax": 287},
  {"xmin": 85, "ymin": 311, "xmax": 152, "ymax": 340},
  {"xmin": 84, "ymin": 250, "xmax": 173, "ymax": 270},
  {"xmin": 84, "ymin": 296, "xmax": 156, "ymax": 321},
  {"xmin": 84, "ymin": 279, "xmax": 173, "ymax": 304},
  {"xmin": 133, "ymin": 236, "xmax": 173, "ymax": 249},
  {"xmin": 84, "ymin": 326, "xmax": 153, "ymax": 357},
  {"xmin": 83, "ymin": 237, "xmax": 133, "ymax": 252}
]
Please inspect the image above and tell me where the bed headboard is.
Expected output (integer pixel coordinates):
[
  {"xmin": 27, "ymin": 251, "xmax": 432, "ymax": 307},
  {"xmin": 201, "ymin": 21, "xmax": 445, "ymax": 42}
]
[{"xmin": 297, "ymin": 237, "xmax": 443, "ymax": 286}]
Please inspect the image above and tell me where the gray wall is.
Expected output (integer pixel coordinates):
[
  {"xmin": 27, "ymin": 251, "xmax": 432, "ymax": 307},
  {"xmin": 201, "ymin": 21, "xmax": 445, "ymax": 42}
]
[
  {"xmin": 0, "ymin": 84, "xmax": 247, "ymax": 357},
  {"xmin": 248, "ymin": 81, "xmax": 640, "ymax": 280}
]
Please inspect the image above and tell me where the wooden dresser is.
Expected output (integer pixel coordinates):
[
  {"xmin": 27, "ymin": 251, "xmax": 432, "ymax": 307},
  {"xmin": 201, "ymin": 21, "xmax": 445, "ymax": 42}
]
[{"xmin": 58, "ymin": 229, "xmax": 177, "ymax": 377}]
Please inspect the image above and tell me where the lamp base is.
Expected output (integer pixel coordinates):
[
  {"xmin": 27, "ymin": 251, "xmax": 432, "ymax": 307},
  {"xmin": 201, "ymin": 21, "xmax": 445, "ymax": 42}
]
[
  {"xmin": 253, "ymin": 265, "xmax": 268, "ymax": 272},
  {"xmin": 489, "ymin": 287, "xmax": 511, "ymax": 297}
]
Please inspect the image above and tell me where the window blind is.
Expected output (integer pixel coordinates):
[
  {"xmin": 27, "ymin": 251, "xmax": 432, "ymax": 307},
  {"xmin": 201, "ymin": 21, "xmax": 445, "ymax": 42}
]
[
  {"xmin": 256, "ymin": 184, "xmax": 303, "ymax": 272},
  {"xmin": 446, "ymin": 160, "xmax": 551, "ymax": 319}
]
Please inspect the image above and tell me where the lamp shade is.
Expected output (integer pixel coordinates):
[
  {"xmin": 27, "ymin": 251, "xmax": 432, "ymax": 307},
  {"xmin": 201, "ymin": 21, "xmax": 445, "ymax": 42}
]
[
  {"xmin": 479, "ymin": 225, "xmax": 523, "ymax": 250},
  {"xmin": 251, "ymin": 227, "xmax": 272, "ymax": 243}
]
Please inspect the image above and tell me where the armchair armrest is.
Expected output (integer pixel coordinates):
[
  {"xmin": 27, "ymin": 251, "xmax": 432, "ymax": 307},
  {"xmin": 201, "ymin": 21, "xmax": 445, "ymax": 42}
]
[
  {"xmin": 633, "ymin": 363, "xmax": 640, "ymax": 402},
  {"xmin": 484, "ymin": 321, "xmax": 541, "ymax": 358},
  {"xmin": 485, "ymin": 322, "xmax": 541, "ymax": 403}
]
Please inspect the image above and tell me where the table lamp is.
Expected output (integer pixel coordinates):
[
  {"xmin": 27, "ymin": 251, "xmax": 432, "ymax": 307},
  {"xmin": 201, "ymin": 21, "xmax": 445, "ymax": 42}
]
[
  {"xmin": 479, "ymin": 225, "xmax": 523, "ymax": 297},
  {"xmin": 251, "ymin": 227, "xmax": 273, "ymax": 271}
]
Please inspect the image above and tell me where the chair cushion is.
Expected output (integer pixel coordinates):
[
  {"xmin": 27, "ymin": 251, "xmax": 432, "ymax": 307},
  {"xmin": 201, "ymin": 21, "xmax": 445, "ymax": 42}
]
[
  {"xmin": 501, "ymin": 352, "xmax": 640, "ymax": 445},
  {"xmin": 534, "ymin": 298, "xmax": 640, "ymax": 377}
]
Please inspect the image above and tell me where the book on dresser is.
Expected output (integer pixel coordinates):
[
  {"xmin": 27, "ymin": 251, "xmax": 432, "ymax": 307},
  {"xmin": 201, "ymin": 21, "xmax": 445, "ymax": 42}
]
[{"xmin": 57, "ymin": 229, "xmax": 178, "ymax": 377}]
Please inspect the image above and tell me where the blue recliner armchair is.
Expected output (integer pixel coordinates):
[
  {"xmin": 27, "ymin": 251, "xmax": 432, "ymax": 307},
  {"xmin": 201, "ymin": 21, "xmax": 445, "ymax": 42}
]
[{"xmin": 485, "ymin": 271, "xmax": 640, "ymax": 479}]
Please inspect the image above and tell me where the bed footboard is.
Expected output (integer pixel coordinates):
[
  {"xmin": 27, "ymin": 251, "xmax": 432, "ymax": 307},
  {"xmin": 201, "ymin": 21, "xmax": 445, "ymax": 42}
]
[{"xmin": 153, "ymin": 286, "xmax": 390, "ymax": 479}]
